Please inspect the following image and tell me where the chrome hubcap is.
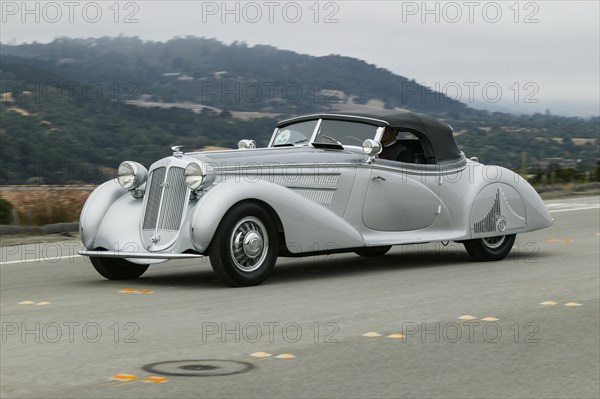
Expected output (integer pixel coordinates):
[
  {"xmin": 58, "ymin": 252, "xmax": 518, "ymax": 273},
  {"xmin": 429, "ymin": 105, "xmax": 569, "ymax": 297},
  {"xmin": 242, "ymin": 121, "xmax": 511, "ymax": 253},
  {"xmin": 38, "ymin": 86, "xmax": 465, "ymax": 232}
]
[
  {"xmin": 230, "ymin": 217, "xmax": 268, "ymax": 272},
  {"xmin": 482, "ymin": 236, "xmax": 506, "ymax": 249},
  {"xmin": 243, "ymin": 232, "xmax": 263, "ymax": 258}
]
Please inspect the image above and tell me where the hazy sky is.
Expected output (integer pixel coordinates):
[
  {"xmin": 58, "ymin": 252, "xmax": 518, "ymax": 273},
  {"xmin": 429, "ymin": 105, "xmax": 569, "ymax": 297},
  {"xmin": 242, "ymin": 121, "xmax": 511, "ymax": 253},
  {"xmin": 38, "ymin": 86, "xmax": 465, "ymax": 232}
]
[{"xmin": 1, "ymin": 0, "xmax": 599, "ymax": 116}]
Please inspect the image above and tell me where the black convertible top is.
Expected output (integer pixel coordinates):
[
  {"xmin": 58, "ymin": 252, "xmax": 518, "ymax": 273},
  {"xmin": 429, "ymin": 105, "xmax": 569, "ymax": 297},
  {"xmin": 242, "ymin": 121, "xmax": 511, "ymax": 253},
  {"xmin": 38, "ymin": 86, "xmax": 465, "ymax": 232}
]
[{"xmin": 278, "ymin": 111, "xmax": 461, "ymax": 162}]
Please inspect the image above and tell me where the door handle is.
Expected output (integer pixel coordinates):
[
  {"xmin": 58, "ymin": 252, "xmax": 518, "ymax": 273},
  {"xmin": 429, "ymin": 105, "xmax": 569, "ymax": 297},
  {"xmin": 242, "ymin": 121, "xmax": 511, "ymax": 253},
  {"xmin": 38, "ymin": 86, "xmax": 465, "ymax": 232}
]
[{"xmin": 372, "ymin": 176, "xmax": 386, "ymax": 182}]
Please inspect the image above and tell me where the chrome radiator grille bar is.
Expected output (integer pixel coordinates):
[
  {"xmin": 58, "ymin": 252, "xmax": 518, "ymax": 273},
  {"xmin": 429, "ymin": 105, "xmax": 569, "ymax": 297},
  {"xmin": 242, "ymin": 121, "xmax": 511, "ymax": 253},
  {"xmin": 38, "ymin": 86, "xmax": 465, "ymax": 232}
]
[
  {"xmin": 142, "ymin": 167, "xmax": 166, "ymax": 230},
  {"xmin": 158, "ymin": 167, "xmax": 188, "ymax": 231}
]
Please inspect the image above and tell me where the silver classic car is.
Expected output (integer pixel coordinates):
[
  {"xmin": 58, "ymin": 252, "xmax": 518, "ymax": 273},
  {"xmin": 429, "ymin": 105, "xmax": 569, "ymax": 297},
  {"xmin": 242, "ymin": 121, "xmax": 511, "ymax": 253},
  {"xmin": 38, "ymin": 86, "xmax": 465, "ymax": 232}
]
[{"xmin": 78, "ymin": 112, "xmax": 553, "ymax": 286}]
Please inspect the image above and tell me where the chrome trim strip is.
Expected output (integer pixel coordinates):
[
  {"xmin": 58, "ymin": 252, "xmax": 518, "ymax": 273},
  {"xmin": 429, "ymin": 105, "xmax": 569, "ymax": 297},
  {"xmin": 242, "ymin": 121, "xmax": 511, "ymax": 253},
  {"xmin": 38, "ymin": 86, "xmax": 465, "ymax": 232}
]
[
  {"xmin": 278, "ymin": 114, "xmax": 389, "ymax": 126},
  {"xmin": 79, "ymin": 250, "xmax": 202, "ymax": 259},
  {"xmin": 213, "ymin": 161, "xmax": 466, "ymax": 176}
]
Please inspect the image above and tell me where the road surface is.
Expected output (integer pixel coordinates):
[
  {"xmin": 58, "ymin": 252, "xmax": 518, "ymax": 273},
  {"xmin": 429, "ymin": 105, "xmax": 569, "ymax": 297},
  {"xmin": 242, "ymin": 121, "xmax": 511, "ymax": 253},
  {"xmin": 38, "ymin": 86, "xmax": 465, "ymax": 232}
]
[{"xmin": 1, "ymin": 196, "xmax": 598, "ymax": 398}]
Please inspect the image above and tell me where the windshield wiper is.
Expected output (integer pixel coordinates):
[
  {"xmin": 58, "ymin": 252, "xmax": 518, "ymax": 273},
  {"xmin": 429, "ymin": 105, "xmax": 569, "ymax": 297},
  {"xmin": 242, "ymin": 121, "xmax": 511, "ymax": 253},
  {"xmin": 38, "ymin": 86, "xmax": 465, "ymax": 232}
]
[{"xmin": 319, "ymin": 135, "xmax": 341, "ymax": 145}]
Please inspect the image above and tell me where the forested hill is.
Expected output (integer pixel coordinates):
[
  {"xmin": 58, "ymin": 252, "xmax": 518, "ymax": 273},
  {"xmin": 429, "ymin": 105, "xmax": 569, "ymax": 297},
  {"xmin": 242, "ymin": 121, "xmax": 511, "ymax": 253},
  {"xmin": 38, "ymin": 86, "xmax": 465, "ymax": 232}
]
[
  {"xmin": 0, "ymin": 37, "xmax": 598, "ymax": 184},
  {"xmin": 1, "ymin": 36, "xmax": 468, "ymax": 115}
]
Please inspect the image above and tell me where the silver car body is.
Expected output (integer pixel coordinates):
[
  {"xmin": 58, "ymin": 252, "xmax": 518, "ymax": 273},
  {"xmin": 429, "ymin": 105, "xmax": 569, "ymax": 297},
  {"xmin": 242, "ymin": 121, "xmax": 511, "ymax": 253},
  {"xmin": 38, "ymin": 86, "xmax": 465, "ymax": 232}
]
[{"xmin": 79, "ymin": 112, "xmax": 553, "ymax": 264}]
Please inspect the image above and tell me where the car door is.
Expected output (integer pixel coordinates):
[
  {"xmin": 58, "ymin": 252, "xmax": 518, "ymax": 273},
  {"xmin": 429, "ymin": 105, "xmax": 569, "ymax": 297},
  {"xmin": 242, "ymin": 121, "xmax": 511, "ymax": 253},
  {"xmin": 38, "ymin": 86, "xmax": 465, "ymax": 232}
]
[{"xmin": 362, "ymin": 160, "xmax": 442, "ymax": 231}]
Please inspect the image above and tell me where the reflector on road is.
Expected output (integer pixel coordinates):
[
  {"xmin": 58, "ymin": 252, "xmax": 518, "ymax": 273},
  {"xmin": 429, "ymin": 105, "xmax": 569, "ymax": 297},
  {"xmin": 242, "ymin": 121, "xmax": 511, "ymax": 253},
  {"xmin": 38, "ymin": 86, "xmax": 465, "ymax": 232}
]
[
  {"xmin": 275, "ymin": 354, "xmax": 296, "ymax": 359},
  {"xmin": 564, "ymin": 302, "xmax": 582, "ymax": 307},
  {"xmin": 387, "ymin": 333, "xmax": 405, "ymax": 339},
  {"xmin": 143, "ymin": 376, "xmax": 168, "ymax": 383},
  {"xmin": 111, "ymin": 374, "xmax": 137, "ymax": 381},
  {"xmin": 250, "ymin": 352, "xmax": 272, "ymax": 358}
]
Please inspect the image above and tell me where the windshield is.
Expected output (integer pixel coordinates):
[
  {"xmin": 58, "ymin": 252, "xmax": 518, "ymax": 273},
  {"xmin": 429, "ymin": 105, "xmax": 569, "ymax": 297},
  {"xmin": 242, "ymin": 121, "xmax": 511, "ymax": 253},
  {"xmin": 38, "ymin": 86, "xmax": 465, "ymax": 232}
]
[
  {"xmin": 271, "ymin": 120, "xmax": 318, "ymax": 147},
  {"xmin": 313, "ymin": 120, "xmax": 378, "ymax": 146},
  {"xmin": 270, "ymin": 119, "xmax": 379, "ymax": 148}
]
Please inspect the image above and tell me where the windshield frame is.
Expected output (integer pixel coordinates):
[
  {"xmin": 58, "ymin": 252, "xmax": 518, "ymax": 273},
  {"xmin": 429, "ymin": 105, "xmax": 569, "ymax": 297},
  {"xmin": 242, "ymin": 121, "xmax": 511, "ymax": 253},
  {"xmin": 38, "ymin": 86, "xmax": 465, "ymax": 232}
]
[{"xmin": 269, "ymin": 118, "xmax": 383, "ymax": 149}]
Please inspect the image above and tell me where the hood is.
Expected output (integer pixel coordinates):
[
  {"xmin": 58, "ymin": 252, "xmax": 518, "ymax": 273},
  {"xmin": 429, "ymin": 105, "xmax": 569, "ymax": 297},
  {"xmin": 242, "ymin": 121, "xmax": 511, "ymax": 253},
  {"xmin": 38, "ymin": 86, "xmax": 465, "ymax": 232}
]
[{"xmin": 184, "ymin": 146, "xmax": 365, "ymax": 169}]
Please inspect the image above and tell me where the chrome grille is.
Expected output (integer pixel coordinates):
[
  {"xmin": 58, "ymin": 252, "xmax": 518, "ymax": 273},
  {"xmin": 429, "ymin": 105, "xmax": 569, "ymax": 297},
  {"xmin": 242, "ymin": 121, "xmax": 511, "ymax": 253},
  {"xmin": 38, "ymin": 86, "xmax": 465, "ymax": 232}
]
[
  {"xmin": 158, "ymin": 167, "xmax": 188, "ymax": 230},
  {"xmin": 141, "ymin": 166, "xmax": 189, "ymax": 249},
  {"xmin": 142, "ymin": 167, "xmax": 166, "ymax": 229}
]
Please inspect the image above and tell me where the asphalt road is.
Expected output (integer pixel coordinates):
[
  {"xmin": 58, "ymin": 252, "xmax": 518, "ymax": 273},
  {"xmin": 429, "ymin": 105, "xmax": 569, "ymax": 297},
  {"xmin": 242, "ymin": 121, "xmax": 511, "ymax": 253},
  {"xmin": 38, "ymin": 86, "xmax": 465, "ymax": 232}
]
[{"xmin": 1, "ymin": 196, "xmax": 599, "ymax": 399}]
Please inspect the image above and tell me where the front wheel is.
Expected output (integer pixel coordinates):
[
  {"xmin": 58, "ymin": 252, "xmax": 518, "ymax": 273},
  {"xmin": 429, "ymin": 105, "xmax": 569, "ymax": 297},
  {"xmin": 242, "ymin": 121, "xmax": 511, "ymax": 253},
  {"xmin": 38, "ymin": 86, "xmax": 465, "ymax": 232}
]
[
  {"xmin": 463, "ymin": 234, "xmax": 516, "ymax": 261},
  {"xmin": 209, "ymin": 203, "xmax": 278, "ymax": 287},
  {"xmin": 90, "ymin": 257, "xmax": 149, "ymax": 280}
]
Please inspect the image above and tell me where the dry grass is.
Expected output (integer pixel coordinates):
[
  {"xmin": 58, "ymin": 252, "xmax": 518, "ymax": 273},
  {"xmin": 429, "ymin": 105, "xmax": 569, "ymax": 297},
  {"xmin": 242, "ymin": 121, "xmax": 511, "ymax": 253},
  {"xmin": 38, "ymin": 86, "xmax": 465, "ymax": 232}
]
[{"xmin": 0, "ymin": 187, "xmax": 93, "ymax": 225}]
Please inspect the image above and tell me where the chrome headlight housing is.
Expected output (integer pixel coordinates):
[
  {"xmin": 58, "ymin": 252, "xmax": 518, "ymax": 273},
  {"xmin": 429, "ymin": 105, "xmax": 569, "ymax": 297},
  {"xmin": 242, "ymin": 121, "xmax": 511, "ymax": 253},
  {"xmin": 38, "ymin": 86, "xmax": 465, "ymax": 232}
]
[
  {"xmin": 117, "ymin": 161, "xmax": 148, "ymax": 190},
  {"xmin": 184, "ymin": 162, "xmax": 207, "ymax": 190}
]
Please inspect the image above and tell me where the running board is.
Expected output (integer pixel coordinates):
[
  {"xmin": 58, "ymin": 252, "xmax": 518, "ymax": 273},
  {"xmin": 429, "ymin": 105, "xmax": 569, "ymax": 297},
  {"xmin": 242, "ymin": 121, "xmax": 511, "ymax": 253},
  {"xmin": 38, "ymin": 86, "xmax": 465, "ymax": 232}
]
[{"xmin": 78, "ymin": 250, "xmax": 203, "ymax": 259}]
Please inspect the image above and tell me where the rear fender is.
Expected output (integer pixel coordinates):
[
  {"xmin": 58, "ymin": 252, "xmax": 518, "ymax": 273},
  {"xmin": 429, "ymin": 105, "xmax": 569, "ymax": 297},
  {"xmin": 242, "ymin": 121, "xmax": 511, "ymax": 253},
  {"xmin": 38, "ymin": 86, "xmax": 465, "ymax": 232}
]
[{"xmin": 469, "ymin": 168, "xmax": 552, "ymax": 238}]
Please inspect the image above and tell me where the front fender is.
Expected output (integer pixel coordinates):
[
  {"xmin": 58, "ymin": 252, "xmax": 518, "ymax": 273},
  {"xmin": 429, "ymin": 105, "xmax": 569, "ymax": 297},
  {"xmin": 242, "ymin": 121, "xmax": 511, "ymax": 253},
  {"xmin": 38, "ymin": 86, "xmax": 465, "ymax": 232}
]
[
  {"xmin": 190, "ymin": 180, "xmax": 365, "ymax": 254},
  {"xmin": 79, "ymin": 180, "xmax": 128, "ymax": 248}
]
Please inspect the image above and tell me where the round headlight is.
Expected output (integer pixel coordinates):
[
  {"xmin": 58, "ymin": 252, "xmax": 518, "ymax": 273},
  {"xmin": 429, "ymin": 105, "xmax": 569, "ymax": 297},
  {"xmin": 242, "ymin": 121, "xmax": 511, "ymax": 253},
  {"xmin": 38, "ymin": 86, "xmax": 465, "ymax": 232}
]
[
  {"xmin": 184, "ymin": 162, "xmax": 206, "ymax": 190},
  {"xmin": 117, "ymin": 161, "xmax": 148, "ymax": 190}
]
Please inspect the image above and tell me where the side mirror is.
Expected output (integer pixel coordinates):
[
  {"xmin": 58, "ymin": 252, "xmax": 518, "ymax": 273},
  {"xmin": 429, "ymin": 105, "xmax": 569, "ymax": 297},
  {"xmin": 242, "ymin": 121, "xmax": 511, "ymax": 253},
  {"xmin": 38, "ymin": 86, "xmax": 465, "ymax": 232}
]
[{"xmin": 238, "ymin": 139, "xmax": 256, "ymax": 150}]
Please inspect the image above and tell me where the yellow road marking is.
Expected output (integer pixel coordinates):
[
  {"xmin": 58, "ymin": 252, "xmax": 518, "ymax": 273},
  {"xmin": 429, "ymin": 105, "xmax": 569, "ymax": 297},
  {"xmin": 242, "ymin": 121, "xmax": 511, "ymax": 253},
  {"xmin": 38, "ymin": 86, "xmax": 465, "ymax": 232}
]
[
  {"xmin": 545, "ymin": 237, "xmax": 573, "ymax": 243},
  {"xmin": 35, "ymin": 301, "xmax": 51, "ymax": 305},
  {"xmin": 143, "ymin": 376, "xmax": 168, "ymax": 383},
  {"xmin": 458, "ymin": 315, "xmax": 477, "ymax": 320},
  {"xmin": 387, "ymin": 333, "xmax": 405, "ymax": 339},
  {"xmin": 111, "ymin": 374, "xmax": 137, "ymax": 381},
  {"xmin": 540, "ymin": 301, "xmax": 557, "ymax": 306},
  {"xmin": 481, "ymin": 317, "xmax": 498, "ymax": 321},
  {"xmin": 119, "ymin": 288, "xmax": 154, "ymax": 294},
  {"xmin": 275, "ymin": 354, "xmax": 296, "ymax": 359},
  {"xmin": 362, "ymin": 332, "xmax": 382, "ymax": 337},
  {"xmin": 564, "ymin": 302, "xmax": 582, "ymax": 307},
  {"xmin": 250, "ymin": 351, "xmax": 272, "ymax": 358},
  {"xmin": 18, "ymin": 301, "xmax": 35, "ymax": 305}
]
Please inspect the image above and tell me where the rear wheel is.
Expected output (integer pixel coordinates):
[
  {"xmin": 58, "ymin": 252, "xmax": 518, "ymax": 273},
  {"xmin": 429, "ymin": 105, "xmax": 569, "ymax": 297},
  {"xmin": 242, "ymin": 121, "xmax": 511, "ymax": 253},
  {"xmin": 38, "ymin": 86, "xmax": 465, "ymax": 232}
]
[
  {"xmin": 209, "ymin": 203, "xmax": 278, "ymax": 287},
  {"xmin": 463, "ymin": 234, "xmax": 516, "ymax": 261},
  {"xmin": 90, "ymin": 257, "xmax": 149, "ymax": 280},
  {"xmin": 355, "ymin": 246, "xmax": 392, "ymax": 257}
]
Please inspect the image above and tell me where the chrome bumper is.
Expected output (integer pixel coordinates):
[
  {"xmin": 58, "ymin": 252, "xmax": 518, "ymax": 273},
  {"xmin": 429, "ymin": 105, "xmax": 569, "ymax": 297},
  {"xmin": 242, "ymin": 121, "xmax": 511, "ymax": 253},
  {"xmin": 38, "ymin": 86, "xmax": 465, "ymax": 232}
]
[{"xmin": 78, "ymin": 250, "xmax": 203, "ymax": 259}]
